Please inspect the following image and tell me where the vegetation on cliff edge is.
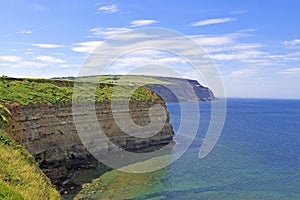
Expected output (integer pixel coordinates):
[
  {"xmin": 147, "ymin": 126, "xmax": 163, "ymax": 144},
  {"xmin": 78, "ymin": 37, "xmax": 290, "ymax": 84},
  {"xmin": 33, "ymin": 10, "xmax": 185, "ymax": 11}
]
[
  {"xmin": 0, "ymin": 130, "xmax": 60, "ymax": 199},
  {"xmin": 0, "ymin": 104, "xmax": 60, "ymax": 199},
  {"xmin": 0, "ymin": 76, "xmax": 161, "ymax": 106}
]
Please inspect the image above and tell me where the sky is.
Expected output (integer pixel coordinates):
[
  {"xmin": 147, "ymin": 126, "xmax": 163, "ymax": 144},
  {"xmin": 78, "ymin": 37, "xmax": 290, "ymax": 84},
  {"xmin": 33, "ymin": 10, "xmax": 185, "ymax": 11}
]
[{"xmin": 0, "ymin": 0, "xmax": 299, "ymax": 99}]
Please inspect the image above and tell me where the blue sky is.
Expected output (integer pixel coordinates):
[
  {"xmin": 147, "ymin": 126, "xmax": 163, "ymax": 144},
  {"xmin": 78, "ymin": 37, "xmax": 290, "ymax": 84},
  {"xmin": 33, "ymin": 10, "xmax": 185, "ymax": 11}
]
[{"xmin": 0, "ymin": 0, "xmax": 299, "ymax": 98}]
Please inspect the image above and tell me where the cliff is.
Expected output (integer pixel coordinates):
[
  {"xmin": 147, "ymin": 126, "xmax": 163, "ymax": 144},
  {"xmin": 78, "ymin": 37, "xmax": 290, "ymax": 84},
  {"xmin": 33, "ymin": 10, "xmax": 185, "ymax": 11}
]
[
  {"xmin": 0, "ymin": 76, "xmax": 174, "ymax": 194},
  {"xmin": 8, "ymin": 101, "xmax": 173, "ymax": 166}
]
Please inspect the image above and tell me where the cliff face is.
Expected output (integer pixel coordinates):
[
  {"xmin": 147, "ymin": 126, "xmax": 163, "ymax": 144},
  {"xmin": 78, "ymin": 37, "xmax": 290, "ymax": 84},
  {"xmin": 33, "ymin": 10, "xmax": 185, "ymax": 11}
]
[
  {"xmin": 146, "ymin": 78, "xmax": 216, "ymax": 102},
  {"xmin": 8, "ymin": 101, "xmax": 174, "ymax": 167}
]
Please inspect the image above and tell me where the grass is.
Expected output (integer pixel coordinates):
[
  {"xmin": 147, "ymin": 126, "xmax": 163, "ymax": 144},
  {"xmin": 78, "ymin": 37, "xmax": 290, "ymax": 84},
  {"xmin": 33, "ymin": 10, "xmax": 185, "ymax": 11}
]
[
  {"xmin": 75, "ymin": 75, "xmax": 170, "ymax": 85},
  {"xmin": 0, "ymin": 182, "xmax": 24, "ymax": 200},
  {"xmin": 0, "ymin": 76, "xmax": 162, "ymax": 106},
  {"xmin": 0, "ymin": 129, "xmax": 60, "ymax": 200},
  {"xmin": 58, "ymin": 74, "xmax": 191, "ymax": 86}
]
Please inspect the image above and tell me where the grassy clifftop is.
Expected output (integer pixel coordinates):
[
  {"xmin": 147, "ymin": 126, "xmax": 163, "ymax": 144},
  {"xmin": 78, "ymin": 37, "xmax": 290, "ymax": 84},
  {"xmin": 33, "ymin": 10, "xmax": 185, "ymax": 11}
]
[
  {"xmin": 0, "ymin": 76, "xmax": 162, "ymax": 106},
  {"xmin": 55, "ymin": 75, "xmax": 216, "ymax": 102}
]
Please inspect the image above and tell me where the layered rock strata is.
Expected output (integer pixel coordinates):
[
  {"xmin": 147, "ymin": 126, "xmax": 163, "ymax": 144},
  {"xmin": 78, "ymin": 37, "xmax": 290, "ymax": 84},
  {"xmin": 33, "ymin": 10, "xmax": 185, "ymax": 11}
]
[{"xmin": 8, "ymin": 100, "xmax": 174, "ymax": 191}]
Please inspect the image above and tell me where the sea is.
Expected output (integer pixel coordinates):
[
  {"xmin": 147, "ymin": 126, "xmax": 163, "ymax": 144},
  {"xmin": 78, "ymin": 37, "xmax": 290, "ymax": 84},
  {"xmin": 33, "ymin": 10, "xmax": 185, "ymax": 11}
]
[{"xmin": 68, "ymin": 98, "xmax": 300, "ymax": 200}]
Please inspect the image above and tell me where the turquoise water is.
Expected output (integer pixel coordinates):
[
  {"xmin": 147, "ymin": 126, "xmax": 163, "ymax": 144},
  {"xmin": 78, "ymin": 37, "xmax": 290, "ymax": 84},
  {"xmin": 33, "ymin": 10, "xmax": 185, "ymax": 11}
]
[{"xmin": 75, "ymin": 99, "xmax": 300, "ymax": 199}]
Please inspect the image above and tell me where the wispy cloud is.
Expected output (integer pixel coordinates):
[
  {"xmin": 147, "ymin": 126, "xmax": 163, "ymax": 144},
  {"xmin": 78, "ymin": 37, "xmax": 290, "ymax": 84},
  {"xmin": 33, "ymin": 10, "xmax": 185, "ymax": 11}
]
[
  {"xmin": 72, "ymin": 41, "xmax": 103, "ymax": 53},
  {"xmin": 130, "ymin": 20, "xmax": 157, "ymax": 27},
  {"xmin": 98, "ymin": 4, "xmax": 118, "ymax": 13},
  {"xmin": 230, "ymin": 10, "xmax": 247, "ymax": 15},
  {"xmin": 283, "ymin": 39, "xmax": 300, "ymax": 47},
  {"xmin": 24, "ymin": 48, "xmax": 36, "ymax": 55},
  {"xmin": 189, "ymin": 30, "xmax": 253, "ymax": 47},
  {"xmin": 231, "ymin": 68, "xmax": 257, "ymax": 77},
  {"xmin": 12, "ymin": 61, "xmax": 46, "ymax": 68},
  {"xmin": 35, "ymin": 56, "xmax": 66, "ymax": 64},
  {"xmin": 190, "ymin": 34, "xmax": 237, "ymax": 46},
  {"xmin": 31, "ymin": 4, "xmax": 45, "ymax": 11},
  {"xmin": 90, "ymin": 27, "xmax": 131, "ymax": 39},
  {"xmin": 184, "ymin": 29, "xmax": 296, "ymax": 68},
  {"xmin": 18, "ymin": 30, "xmax": 32, "ymax": 34},
  {"xmin": 0, "ymin": 56, "xmax": 22, "ymax": 62},
  {"xmin": 191, "ymin": 17, "xmax": 236, "ymax": 27},
  {"xmin": 280, "ymin": 67, "xmax": 300, "ymax": 76},
  {"xmin": 32, "ymin": 43, "xmax": 63, "ymax": 48},
  {"xmin": 212, "ymin": 50, "xmax": 266, "ymax": 61},
  {"xmin": 59, "ymin": 64, "xmax": 69, "ymax": 68},
  {"xmin": 76, "ymin": 28, "xmax": 299, "ymax": 82}
]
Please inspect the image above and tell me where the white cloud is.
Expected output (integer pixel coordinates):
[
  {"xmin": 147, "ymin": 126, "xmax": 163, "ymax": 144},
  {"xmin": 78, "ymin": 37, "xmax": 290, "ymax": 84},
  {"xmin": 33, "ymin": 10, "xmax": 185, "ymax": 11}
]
[
  {"xmin": 230, "ymin": 10, "xmax": 247, "ymax": 14},
  {"xmin": 212, "ymin": 50, "xmax": 266, "ymax": 61},
  {"xmin": 35, "ymin": 56, "xmax": 66, "ymax": 64},
  {"xmin": 110, "ymin": 54, "xmax": 186, "ymax": 69},
  {"xmin": 59, "ymin": 64, "xmax": 69, "ymax": 68},
  {"xmin": 283, "ymin": 39, "xmax": 300, "ymax": 47},
  {"xmin": 25, "ymin": 48, "xmax": 36, "ymax": 55},
  {"xmin": 130, "ymin": 20, "xmax": 157, "ymax": 27},
  {"xmin": 280, "ymin": 68, "xmax": 300, "ymax": 76},
  {"xmin": 72, "ymin": 41, "xmax": 103, "ymax": 53},
  {"xmin": 205, "ymin": 43, "xmax": 263, "ymax": 53},
  {"xmin": 32, "ymin": 4, "xmax": 45, "ymax": 11},
  {"xmin": 75, "ymin": 28, "xmax": 299, "ymax": 81},
  {"xmin": 18, "ymin": 30, "xmax": 32, "ymax": 34},
  {"xmin": 32, "ymin": 43, "xmax": 63, "ymax": 48},
  {"xmin": 90, "ymin": 27, "xmax": 131, "ymax": 39},
  {"xmin": 231, "ymin": 68, "xmax": 257, "ymax": 76},
  {"xmin": 190, "ymin": 34, "xmax": 236, "ymax": 46},
  {"xmin": 11, "ymin": 61, "xmax": 46, "ymax": 68},
  {"xmin": 98, "ymin": 4, "xmax": 118, "ymax": 13},
  {"xmin": 191, "ymin": 17, "xmax": 236, "ymax": 26},
  {"xmin": 231, "ymin": 43, "xmax": 263, "ymax": 50},
  {"xmin": 267, "ymin": 51, "xmax": 300, "ymax": 63},
  {"xmin": 212, "ymin": 53, "xmax": 238, "ymax": 60},
  {"xmin": 0, "ymin": 56, "xmax": 22, "ymax": 62},
  {"xmin": 189, "ymin": 30, "xmax": 252, "ymax": 47},
  {"xmin": 187, "ymin": 31, "xmax": 284, "ymax": 67}
]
